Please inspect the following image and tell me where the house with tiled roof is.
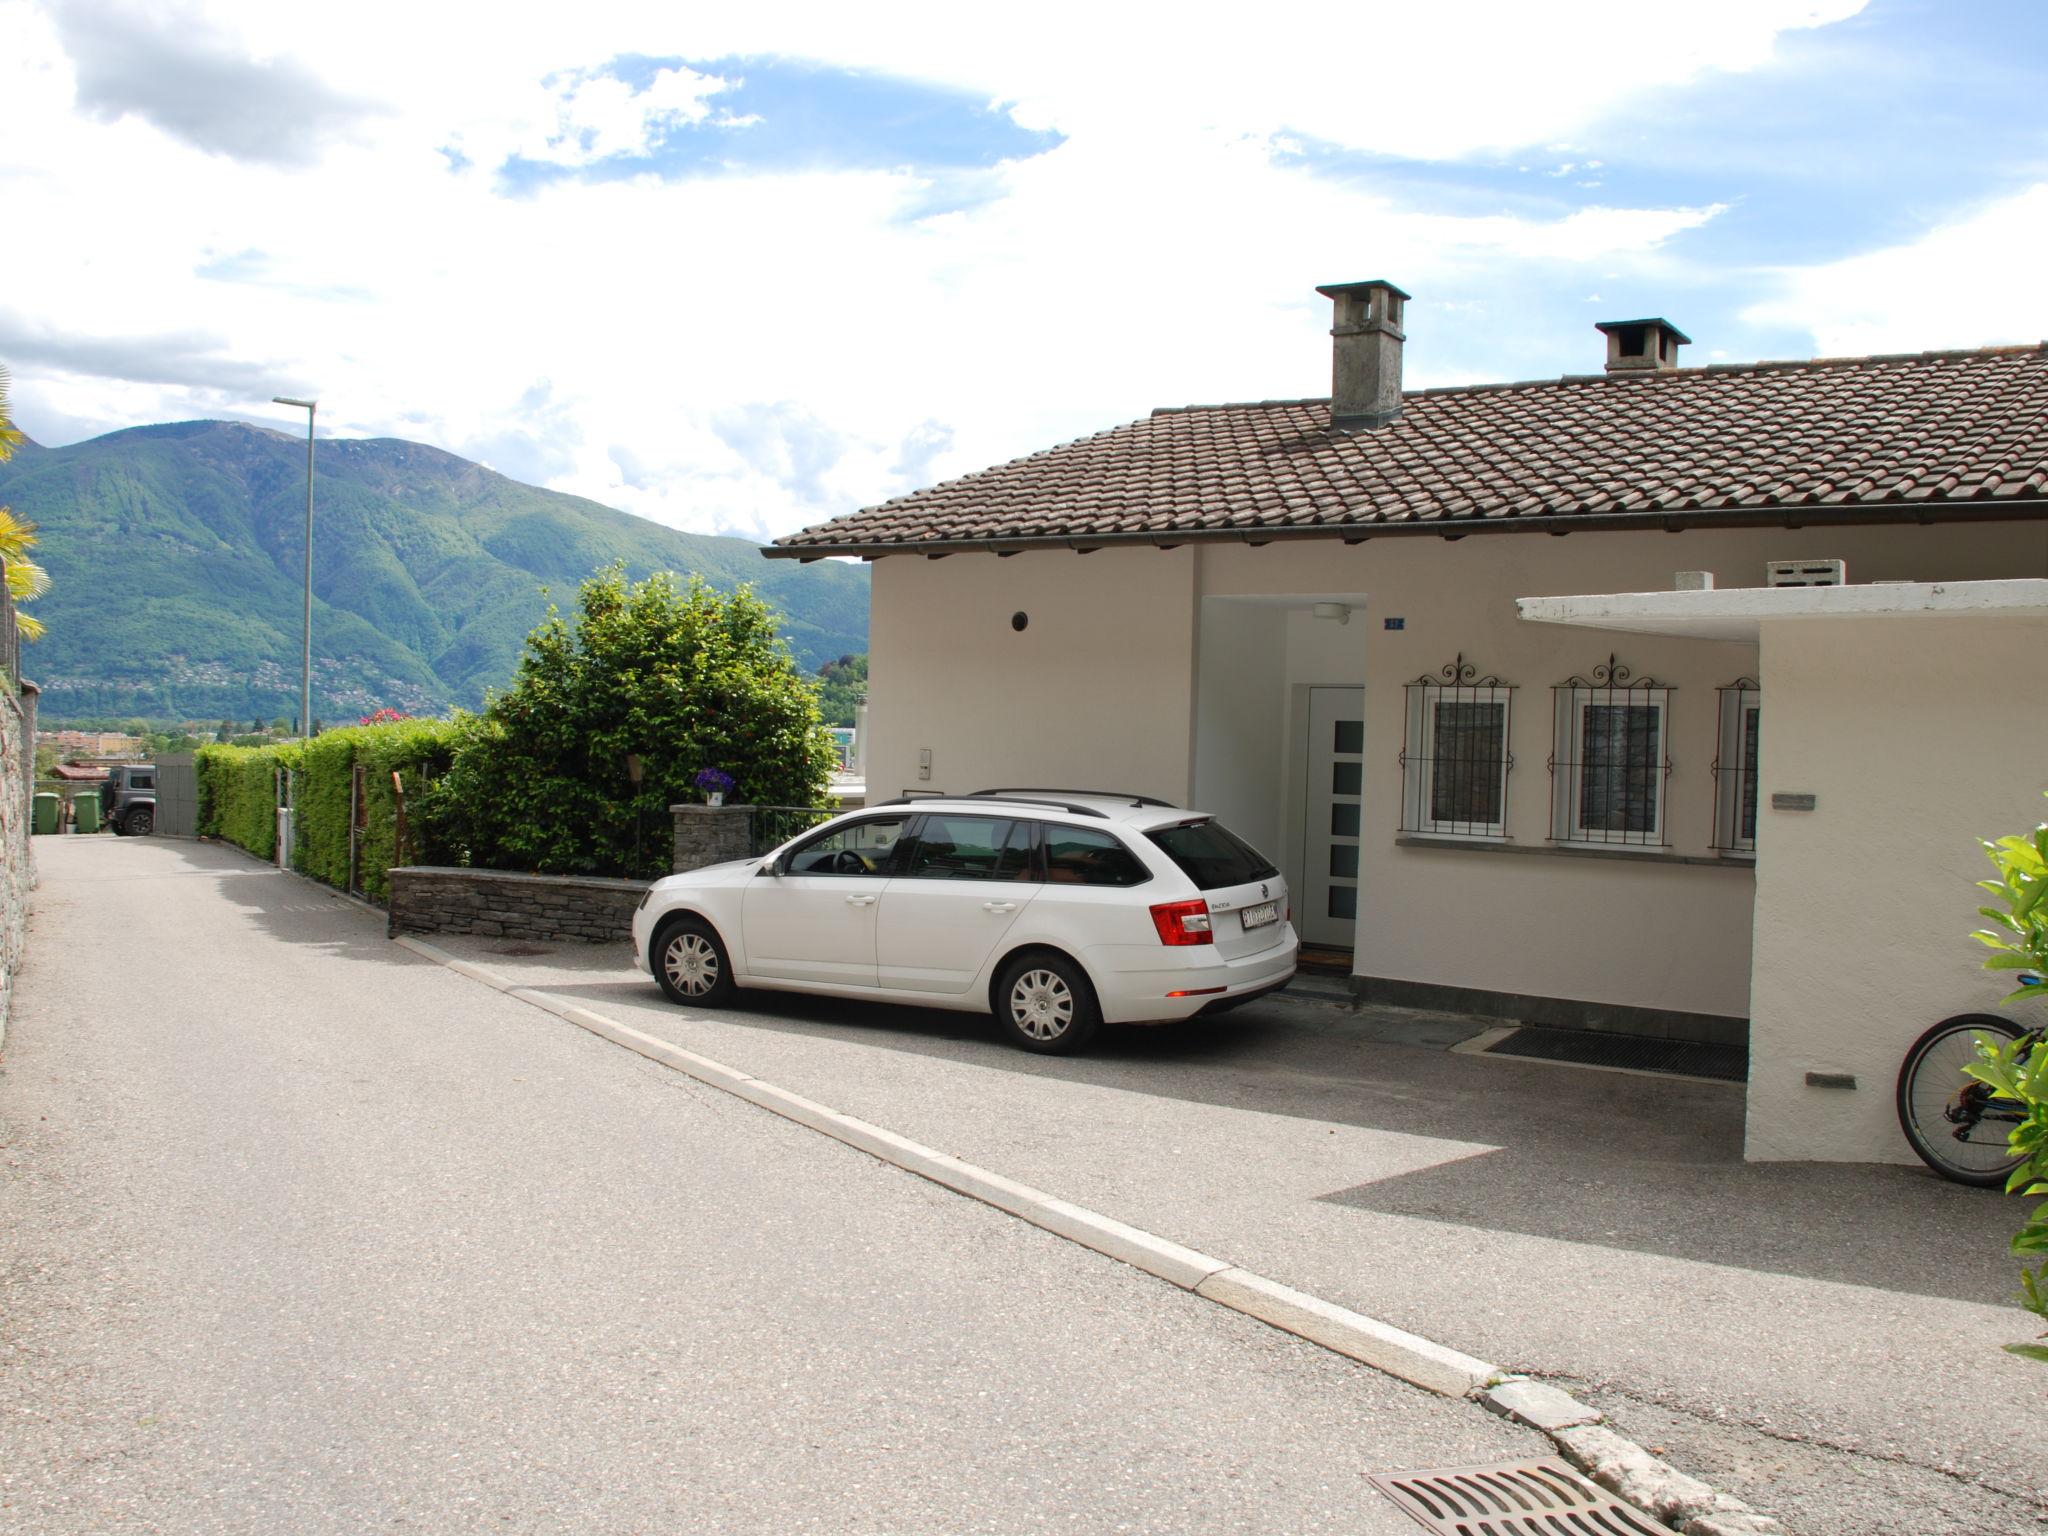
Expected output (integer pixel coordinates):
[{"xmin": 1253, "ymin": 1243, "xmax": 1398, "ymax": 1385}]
[{"xmin": 767, "ymin": 281, "xmax": 2048, "ymax": 1163}]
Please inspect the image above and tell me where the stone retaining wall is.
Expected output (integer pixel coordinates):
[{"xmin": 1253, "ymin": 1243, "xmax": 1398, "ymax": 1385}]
[
  {"xmin": 387, "ymin": 866, "xmax": 651, "ymax": 944},
  {"xmin": 0, "ymin": 682, "xmax": 31, "ymax": 1050}
]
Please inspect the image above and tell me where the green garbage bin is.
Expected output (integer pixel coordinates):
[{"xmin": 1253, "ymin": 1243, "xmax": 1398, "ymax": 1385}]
[
  {"xmin": 74, "ymin": 790, "xmax": 101, "ymax": 834},
  {"xmin": 32, "ymin": 792, "xmax": 59, "ymax": 836}
]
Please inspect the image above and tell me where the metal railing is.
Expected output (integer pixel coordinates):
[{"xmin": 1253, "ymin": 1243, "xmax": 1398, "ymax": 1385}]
[{"xmin": 749, "ymin": 804, "xmax": 837, "ymax": 857}]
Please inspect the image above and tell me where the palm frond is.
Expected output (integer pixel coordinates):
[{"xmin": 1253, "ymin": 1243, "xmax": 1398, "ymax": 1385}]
[
  {"xmin": 0, "ymin": 365, "xmax": 19, "ymax": 464},
  {"xmin": 15, "ymin": 610, "xmax": 44, "ymax": 642},
  {"xmin": 0, "ymin": 507, "xmax": 38, "ymax": 561},
  {"xmin": 5, "ymin": 555, "xmax": 49, "ymax": 601}
]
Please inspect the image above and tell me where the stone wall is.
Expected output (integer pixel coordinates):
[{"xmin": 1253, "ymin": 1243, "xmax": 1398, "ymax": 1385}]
[
  {"xmin": 672, "ymin": 804, "xmax": 752, "ymax": 873},
  {"xmin": 387, "ymin": 866, "xmax": 650, "ymax": 944},
  {"xmin": 0, "ymin": 682, "xmax": 30, "ymax": 1050}
]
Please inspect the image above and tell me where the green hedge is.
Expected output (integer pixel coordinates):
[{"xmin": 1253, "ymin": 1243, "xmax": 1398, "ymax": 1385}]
[
  {"xmin": 196, "ymin": 742, "xmax": 301, "ymax": 859},
  {"xmin": 196, "ymin": 718, "xmax": 467, "ymax": 898}
]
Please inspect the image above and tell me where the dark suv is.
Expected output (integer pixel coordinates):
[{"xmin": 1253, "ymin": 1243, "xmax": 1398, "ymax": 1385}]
[{"xmin": 104, "ymin": 764, "xmax": 156, "ymax": 837}]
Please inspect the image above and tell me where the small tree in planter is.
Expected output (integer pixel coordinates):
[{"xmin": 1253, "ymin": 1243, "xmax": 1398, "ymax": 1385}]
[
  {"xmin": 1967, "ymin": 798, "xmax": 2048, "ymax": 1362},
  {"xmin": 436, "ymin": 565, "xmax": 835, "ymax": 879}
]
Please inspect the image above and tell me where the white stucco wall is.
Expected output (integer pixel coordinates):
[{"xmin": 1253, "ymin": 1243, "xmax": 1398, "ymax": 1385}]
[
  {"xmin": 859, "ymin": 517, "xmax": 2047, "ymax": 1028},
  {"xmin": 1745, "ymin": 612, "xmax": 2048, "ymax": 1162},
  {"xmin": 1191, "ymin": 600, "xmax": 1289, "ymax": 866},
  {"xmin": 866, "ymin": 547, "xmax": 1198, "ymax": 804}
]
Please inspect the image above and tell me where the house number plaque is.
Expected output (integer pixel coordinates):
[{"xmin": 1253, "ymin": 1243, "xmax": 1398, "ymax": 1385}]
[{"xmin": 1770, "ymin": 792, "xmax": 1817, "ymax": 812}]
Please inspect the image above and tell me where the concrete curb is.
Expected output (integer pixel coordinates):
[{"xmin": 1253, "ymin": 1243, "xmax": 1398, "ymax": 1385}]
[{"xmin": 396, "ymin": 935, "xmax": 1788, "ymax": 1534}]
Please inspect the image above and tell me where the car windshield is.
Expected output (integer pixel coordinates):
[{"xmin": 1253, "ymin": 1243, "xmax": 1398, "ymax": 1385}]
[{"xmin": 1145, "ymin": 819, "xmax": 1278, "ymax": 890}]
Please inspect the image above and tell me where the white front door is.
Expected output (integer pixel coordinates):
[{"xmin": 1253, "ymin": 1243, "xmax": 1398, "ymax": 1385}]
[{"xmin": 1301, "ymin": 686, "xmax": 1365, "ymax": 947}]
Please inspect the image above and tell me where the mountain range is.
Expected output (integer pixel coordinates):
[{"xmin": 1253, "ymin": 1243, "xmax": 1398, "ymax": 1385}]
[{"xmin": 0, "ymin": 420, "xmax": 868, "ymax": 722}]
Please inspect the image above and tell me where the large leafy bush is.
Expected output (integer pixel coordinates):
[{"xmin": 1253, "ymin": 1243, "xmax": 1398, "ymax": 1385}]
[
  {"xmin": 1967, "ymin": 800, "xmax": 2048, "ymax": 1362},
  {"xmin": 434, "ymin": 566, "xmax": 833, "ymax": 879}
]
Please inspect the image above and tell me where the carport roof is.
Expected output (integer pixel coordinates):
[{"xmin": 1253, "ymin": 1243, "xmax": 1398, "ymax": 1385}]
[
  {"xmin": 766, "ymin": 343, "xmax": 2048, "ymax": 559},
  {"xmin": 1516, "ymin": 578, "xmax": 2048, "ymax": 643}
]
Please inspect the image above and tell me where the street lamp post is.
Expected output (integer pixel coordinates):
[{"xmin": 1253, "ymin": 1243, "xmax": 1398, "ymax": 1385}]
[{"xmin": 273, "ymin": 397, "xmax": 317, "ymax": 737}]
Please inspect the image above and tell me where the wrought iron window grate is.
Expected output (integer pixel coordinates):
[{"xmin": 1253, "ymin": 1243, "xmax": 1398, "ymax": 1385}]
[
  {"xmin": 1400, "ymin": 655, "xmax": 1514, "ymax": 838},
  {"xmin": 1711, "ymin": 677, "xmax": 1760, "ymax": 855},
  {"xmin": 1550, "ymin": 655, "xmax": 1672, "ymax": 847}
]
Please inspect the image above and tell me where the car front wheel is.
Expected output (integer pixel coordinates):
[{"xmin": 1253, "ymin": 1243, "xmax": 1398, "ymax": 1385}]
[
  {"xmin": 653, "ymin": 916, "xmax": 737, "ymax": 1008},
  {"xmin": 995, "ymin": 952, "xmax": 1102, "ymax": 1055}
]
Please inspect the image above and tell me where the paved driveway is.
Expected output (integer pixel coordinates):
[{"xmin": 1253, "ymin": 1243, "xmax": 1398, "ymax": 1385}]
[
  {"xmin": 1, "ymin": 837, "xmax": 1550, "ymax": 1535},
  {"xmin": 444, "ymin": 913, "xmax": 2047, "ymax": 1536}
]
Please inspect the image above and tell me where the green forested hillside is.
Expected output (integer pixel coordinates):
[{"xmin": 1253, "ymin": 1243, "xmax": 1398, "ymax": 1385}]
[{"xmin": 0, "ymin": 421, "xmax": 868, "ymax": 720}]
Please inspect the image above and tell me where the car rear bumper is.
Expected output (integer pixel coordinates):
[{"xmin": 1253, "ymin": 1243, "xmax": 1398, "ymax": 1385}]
[{"xmin": 1090, "ymin": 929, "xmax": 1299, "ymax": 1024}]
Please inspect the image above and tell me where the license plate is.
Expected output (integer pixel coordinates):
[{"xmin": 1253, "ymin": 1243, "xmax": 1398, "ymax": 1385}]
[{"xmin": 1239, "ymin": 901, "xmax": 1278, "ymax": 931}]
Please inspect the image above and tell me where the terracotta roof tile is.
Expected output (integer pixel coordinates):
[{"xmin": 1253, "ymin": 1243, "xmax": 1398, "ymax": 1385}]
[{"xmin": 772, "ymin": 345, "xmax": 2048, "ymax": 554}]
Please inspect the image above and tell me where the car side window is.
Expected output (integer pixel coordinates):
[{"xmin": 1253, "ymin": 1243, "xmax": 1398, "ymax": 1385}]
[
  {"xmin": 901, "ymin": 816, "xmax": 1035, "ymax": 882},
  {"xmin": 133, "ymin": 775, "xmax": 154, "ymax": 790},
  {"xmin": 1042, "ymin": 824, "xmax": 1150, "ymax": 887},
  {"xmin": 784, "ymin": 815, "xmax": 908, "ymax": 877}
]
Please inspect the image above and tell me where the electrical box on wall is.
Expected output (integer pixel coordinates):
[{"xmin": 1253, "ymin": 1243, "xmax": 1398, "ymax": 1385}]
[{"xmin": 918, "ymin": 748, "xmax": 931, "ymax": 782}]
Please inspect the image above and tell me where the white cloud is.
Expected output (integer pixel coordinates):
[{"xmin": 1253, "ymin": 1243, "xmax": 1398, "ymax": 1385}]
[
  {"xmin": 0, "ymin": 0, "xmax": 1864, "ymax": 540},
  {"xmin": 1745, "ymin": 183, "xmax": 2048, "ymax": 355}
]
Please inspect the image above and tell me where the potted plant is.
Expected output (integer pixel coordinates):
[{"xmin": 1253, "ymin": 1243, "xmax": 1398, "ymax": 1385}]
[{"xmin": 693, "ymin": 767, "xmax": 735, "ymax": 807}]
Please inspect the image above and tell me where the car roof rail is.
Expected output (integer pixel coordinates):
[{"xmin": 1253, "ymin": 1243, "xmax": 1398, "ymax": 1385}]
[
  {"xmin": 971, "ymin": 787, "xmax": 1174, "ymax": 809},
  {"xmin": 965, "ymin": 796, "xmax": 1107, "ymax": 819},
  {"xmin": 894, "ymin": 792, "xmax": 1107, "ymax": 820}
]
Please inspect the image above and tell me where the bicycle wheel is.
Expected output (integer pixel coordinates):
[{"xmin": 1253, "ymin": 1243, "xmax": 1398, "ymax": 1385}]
[{"xmin": 1896, "ymin": 1013, "xmax": 2030, "ymax": 1187}]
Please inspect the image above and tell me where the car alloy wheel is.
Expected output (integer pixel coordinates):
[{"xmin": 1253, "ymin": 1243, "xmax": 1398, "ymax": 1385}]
[
  {"xmin": 1009, "ymin": 967, "xmax": 1075, "ymax": 1042},
  {"xmin": 663, "ymin": 930, "xmax": 722, "ymax": 999}
]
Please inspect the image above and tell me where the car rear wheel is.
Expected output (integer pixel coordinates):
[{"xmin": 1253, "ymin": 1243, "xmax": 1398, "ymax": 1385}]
[
  {"xmin": 653, "ymin": 916, "xmax": 736, "ymax": 1008},
  {"xmin": 995, "ymin": 952, "xmax": 1101, "ymax": 1055},
  {"xmin": 124, "ymin": 807, "xmax": 154, "ymax": 837}
]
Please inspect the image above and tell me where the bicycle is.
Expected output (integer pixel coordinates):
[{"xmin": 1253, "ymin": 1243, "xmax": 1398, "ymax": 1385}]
[{"xmin": 1897, "ymin": 991, "xmax": 2045, "ymax": 1187}]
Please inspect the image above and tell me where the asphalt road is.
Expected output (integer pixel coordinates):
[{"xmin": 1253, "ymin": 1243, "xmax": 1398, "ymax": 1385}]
[
  {"xmin": 448, "ymin": 896, "xmax": 2048, "ymax": 1534},
  {"xmin": 0, "ymin": 837, "xmax": 1551, "ymax": 1535}
]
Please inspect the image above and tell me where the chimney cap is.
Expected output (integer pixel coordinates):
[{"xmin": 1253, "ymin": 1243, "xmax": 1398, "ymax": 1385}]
[
  {"xmin": 1594, "ymin": 316, "xmax": 1693, "ymax": 346},
  {"xmin": 1316, "ymin": 278, "xmax": 1412, "ymax": 302}
]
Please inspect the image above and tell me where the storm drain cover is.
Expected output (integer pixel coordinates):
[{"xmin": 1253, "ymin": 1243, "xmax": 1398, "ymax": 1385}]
[
  {"xmin": 1368, "ymin": 1459, "xmax": 1678, "ymax": 1535},
  {"xmin": 1484, "ymin": 1025, "xmax": 1747, "ymax": 1083}
]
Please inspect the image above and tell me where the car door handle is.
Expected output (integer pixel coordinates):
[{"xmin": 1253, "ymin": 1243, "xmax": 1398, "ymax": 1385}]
[
  {"xmin": 983, "ymin": 900, "xmax": 1017, "ymax": 914},
  {"xmin": 845, "ymin": 893, "xmax": 877, "ymax": 907}
]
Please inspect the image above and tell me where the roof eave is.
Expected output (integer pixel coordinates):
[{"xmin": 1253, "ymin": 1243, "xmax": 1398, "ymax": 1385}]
[{"xmin": 761, "ymin": 498, "xmax": 2048, "ymax": 561}]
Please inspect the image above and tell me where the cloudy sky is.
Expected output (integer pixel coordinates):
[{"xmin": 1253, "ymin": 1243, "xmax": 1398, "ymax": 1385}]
[{"xmin": 3, "ymin": 0, "xmax": 2044, "ymax": 542}]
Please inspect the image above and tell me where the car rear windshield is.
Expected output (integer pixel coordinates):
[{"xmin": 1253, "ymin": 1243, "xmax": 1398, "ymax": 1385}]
[{"xmin": 1146, "ymin": 819, "xmax": 1279, "ymax": 890}]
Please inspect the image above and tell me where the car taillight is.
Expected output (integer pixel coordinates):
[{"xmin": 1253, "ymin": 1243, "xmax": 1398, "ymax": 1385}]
[{"xmin": 1150, "ymin": 898, "xmax": 1214, "ymax": 946}]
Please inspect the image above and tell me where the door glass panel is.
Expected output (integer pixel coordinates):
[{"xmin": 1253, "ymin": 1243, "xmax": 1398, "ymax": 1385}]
[
  {"xmin": 1327, "ymin": 885, "xmax": 1357, "ymax": 920},
  {"xmin": 1332, "ymin": 761, "xmax": 1362, "ymax": 797},
  {"xmin": 1333, "ymin": 720, "xmax": 1364, "ymax": 755},
  {"xmin": 785, "ymin": 815, "xmax": 909, "ymax": 876},
  {"xmin": 1329, "ymin": 845, "xmax": 1359, "ymax": 879},
  {"xmin": 1330, "ymin": 802, "xmax": 1360, "ymax": 838}
]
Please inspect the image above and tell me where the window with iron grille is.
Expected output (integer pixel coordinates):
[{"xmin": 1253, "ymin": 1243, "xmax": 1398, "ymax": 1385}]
[
  {"xmin": 1550, "ymin": 656, "xmax": 1672, "ymax": 847},
  {"xmin": 1400, "ymin": 656, "xmax": 1514, "ymax": 838},
  {"xmin": 1711, "ymin": 679, "xmax": 1760, "ymax": 855}
]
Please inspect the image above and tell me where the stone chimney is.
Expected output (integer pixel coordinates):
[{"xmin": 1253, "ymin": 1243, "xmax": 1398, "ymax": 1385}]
[
  {"xmin": 1594, "ymin": 317, "xmax": 1691, "ymax": 375},
  {"xmin": 1316, "ymin": 279, "xmax": 1408, "ymax": 429}
]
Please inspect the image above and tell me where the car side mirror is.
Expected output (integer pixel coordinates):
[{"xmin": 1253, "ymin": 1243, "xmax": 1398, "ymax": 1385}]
[{"xmin": 760, "ymin": 854, "xmax": 786, "ymax": 877}]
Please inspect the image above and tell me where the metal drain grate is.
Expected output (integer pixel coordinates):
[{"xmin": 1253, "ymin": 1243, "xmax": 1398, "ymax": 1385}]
[
  {"xmin": 1369, "ymin": 1459, "xmax": 1679, "ymax": 1535},
  {"xmin": 1484, "ymin": 1025, "xmax": 1747, "ymax": 1083}
]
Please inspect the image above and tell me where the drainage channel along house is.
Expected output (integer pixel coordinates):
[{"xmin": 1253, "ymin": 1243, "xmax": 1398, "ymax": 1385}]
[{"xmin": 765, "ymin": 279, "xmax": 2048, "ymax": 1165}]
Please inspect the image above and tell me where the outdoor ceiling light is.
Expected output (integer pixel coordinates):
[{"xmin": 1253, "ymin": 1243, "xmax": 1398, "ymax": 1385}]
[{"xmin": 1312, "ymin": 602, "xmax": 1352, "ymax": 625}]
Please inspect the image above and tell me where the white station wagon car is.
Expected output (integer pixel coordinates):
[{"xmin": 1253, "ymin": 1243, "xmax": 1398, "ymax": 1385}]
[{"xmin": 632, "ymin": 789, "xmax": 1298, "ymax": 1054}]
